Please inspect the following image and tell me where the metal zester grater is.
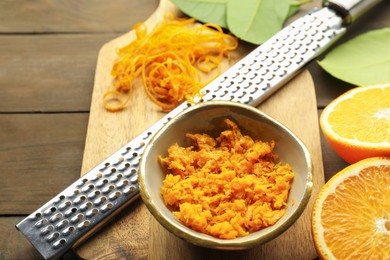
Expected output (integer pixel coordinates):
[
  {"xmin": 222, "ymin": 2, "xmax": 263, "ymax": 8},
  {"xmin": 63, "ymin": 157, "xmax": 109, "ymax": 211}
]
[{"xmin": 16, "ymin": 0, "xmax": 382, "ymax": 259}]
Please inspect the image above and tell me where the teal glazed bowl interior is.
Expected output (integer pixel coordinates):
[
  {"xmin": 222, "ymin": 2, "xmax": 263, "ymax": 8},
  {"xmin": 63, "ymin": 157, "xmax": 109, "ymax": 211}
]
[{"xmin": 139, "ymin": 100, "xmax": 312, "ymax": 250}]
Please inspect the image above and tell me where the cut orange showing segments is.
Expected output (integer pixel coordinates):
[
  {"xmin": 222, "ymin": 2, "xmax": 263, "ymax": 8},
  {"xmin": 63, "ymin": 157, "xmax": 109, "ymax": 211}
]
[
  {"xmin": 311, "ymin": 157, "xmax": 390, "ymax": 259},
  {"xmin": 320, "ymin": 83, "xmax": 390, "ymax": 164}
]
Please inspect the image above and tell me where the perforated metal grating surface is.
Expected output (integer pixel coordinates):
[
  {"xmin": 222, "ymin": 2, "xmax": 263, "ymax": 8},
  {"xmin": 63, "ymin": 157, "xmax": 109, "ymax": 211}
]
[{"xmin": 17, "ymin": 7, "xmax": 345, "ymax": 260}]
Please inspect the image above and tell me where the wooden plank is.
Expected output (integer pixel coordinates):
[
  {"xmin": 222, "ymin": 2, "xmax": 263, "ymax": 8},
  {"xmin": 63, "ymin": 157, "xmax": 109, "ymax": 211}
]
[
  {"xmin": 0, "ymin": 34, "xmax": 117, "ymax": 112},
  {"xmin": 0, "ymin": 0, "xmax": 158, "ymax": 33},
  {"xmin": 1, "ymin": 0, "xmax": 387, "ymax": 112},
  {"xmin": 0, "ymin": 217, "xmax": 44, "ymax": 260},
  {"xmin": 76, "ymin": 0, "xmax": 324, "ymax": 258},
  {"xmin": 4, "ymin": 0, "xmax": 388, "ymax": 259},
  {"xmin": 0, "ymin": 113, "xmax": 88, "ymax": 214}
]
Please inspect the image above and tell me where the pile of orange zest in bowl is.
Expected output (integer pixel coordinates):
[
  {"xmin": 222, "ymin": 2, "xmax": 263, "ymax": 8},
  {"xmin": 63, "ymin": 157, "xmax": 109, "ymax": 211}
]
[
  {"xmin": 159, "ymin": 119, "xmax": 295, "ymax": 239},
  {"xmin": 104, "ymin": 13, "xmax": 238, "ymax": 112}
]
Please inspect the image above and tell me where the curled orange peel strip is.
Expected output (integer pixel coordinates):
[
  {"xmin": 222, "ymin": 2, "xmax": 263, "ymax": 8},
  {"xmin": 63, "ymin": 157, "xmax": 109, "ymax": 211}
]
[{"xmin": 104, "ymin": 13, "xmax": 238, "ymax": 112}]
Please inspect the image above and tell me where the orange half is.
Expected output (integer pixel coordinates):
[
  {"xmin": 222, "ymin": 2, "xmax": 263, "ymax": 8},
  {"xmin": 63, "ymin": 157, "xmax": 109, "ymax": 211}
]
[
  {"xmin": 320, "ymin": 83, "xmax": 390, "ymax": 163},
  {"xmin": 311, "ymin": 157, "xmax": 390, "ymax": 259}
]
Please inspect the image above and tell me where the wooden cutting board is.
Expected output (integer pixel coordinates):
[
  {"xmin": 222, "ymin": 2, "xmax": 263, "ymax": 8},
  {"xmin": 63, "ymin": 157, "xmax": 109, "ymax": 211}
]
[{"xmin": 77, "ymin": 0, "xmax": 325, "ymax": 258}]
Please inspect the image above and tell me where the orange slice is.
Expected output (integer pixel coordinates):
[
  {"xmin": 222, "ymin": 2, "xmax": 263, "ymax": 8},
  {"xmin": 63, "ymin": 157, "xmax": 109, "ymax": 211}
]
[
  {"xmin": 311, "ymin": 157, "xmax": 390, "ymax": 259},
  {"xmin": 320, "ymin": 83, "xmax": 390, "ymax": 164}
]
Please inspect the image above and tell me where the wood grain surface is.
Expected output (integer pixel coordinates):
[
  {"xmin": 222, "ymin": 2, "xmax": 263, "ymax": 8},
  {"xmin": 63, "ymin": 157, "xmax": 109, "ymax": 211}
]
[
  {"xmin": 2, "ymin": 0, "xmax": 388, "ymax": 259},
  {"xmin": 76, "ymin": 0, "xmax": 324, "ymax": 259}
]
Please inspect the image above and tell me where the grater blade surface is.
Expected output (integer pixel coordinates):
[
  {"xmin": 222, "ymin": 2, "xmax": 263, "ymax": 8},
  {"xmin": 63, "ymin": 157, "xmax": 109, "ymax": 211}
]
[{"xmin": 17, "ymin": 7, "xmax": 345, "ymax": 260}]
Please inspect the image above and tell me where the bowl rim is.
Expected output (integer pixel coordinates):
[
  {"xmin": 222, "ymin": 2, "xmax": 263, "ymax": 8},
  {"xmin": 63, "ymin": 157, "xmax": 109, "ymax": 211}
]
[{"xmin": 138, "ymin": 100, "xmax": 313, "ymax": 249}]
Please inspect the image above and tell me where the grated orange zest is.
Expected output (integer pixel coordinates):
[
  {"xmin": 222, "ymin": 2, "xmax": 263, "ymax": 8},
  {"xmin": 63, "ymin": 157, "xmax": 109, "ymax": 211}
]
[
  {"xmin": 159, "ymin": 119, "xmax": 295, "ymax": 239},
  {"xmin": 105, "ymin": 14, "xmax": 238, "ymax": 112}
]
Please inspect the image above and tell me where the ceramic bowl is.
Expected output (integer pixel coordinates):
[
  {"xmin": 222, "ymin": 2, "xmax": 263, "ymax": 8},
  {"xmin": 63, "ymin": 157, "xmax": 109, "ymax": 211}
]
[{"xmin": 138, "ymin": 100, "xmax": 312, "ymax": 249}]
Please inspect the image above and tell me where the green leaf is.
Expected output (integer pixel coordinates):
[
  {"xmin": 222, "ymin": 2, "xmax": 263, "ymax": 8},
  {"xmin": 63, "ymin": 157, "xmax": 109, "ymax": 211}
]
[
  {"xmin": 226, "ymin": 0, "xmax": 291, "ymax": 44},
  {"xmin": 171, "ymin": 0, "xmax": 311, "ymax": 44},
  {"xmin": 287, "ymin": 5, "xmax": 300, "ymax": 18},
  {"xmin": 170, "ymin": 0, "xmax": 228, "ymax": 28},
  {"xmin": 287, "ymin": 0, "xmax": 312, "ymax": 18},
  {"xmin": 318, "ymin": 28, "xmax": 390, "ymax": 86}
]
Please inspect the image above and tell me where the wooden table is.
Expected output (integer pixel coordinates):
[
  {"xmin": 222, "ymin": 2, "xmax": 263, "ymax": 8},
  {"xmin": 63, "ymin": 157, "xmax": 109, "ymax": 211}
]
[{"xmin": 1, "ymin": 1, "xmax": 388, "ymax": 259}]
